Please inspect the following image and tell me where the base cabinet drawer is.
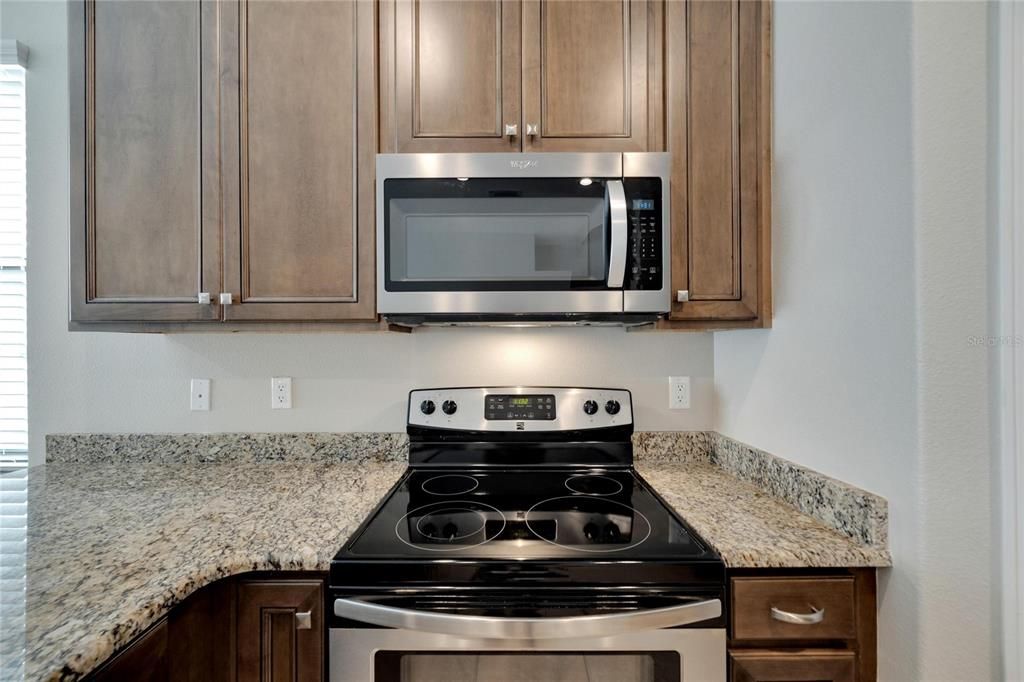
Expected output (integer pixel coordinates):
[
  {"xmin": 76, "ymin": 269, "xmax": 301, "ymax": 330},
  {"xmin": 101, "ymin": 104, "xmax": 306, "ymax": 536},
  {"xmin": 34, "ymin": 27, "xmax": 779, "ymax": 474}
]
[
  {"xmin": 730, "ymin": 650, "xmax": 856, "ymax": 682},
  {"xmin": 731, "ymin": 577, "xmax": 856, "ymax": 641}
]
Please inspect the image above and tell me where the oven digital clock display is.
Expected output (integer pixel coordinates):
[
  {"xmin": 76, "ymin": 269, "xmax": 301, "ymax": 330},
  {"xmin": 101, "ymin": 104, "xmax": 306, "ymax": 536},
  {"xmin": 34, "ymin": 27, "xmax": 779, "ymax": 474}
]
[{"xmin": 485, "ymin": 394, "xmax": 556, "ymax": 420}]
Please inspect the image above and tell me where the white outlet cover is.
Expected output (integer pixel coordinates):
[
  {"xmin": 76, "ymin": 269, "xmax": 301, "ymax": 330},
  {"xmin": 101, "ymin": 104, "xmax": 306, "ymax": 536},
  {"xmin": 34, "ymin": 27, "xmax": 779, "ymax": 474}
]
[
  {"xmin": 669, "ymin": 376, "xmax": 691, "ymax": 409},
  {"xmin": 271, "ymin": 377, "xmax": 292, "ymax": 409},
  {"xmin": 190, "ymin": 378, "xmax": 210, "ymax": 411}
]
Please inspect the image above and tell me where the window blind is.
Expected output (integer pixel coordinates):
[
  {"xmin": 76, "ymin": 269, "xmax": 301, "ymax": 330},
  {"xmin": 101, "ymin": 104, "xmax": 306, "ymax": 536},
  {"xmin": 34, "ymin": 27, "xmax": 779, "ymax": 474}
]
[
  {"xmin": 0, "ymin": 64, "xmax": 27, "ymax": 467},
  {"xmin": 0, "ymin": 60, "xmax": 27, "ymax": 680}
]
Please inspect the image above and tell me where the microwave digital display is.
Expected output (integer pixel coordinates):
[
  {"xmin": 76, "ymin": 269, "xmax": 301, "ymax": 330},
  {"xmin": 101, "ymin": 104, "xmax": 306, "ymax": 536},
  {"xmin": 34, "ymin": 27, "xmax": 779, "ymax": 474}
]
[{"xmin": 632, "ymin": 199, "xmax": 655, "ymax": 211}]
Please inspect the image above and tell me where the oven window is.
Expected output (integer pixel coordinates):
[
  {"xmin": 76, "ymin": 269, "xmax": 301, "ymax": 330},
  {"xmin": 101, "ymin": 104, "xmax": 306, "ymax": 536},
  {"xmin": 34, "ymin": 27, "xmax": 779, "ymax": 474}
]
[
  {"xmin": 383, "ymin": 178, "xmax": 611, "ymax": 291},
  {"xmin": 375, "ymin": 652, "xmax": 680, "ymax": 682}
]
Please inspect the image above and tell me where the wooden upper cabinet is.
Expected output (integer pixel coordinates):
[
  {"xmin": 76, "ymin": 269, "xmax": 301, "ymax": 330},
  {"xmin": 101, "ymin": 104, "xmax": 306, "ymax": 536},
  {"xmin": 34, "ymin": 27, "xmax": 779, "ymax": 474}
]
[
  {"xmin": 381, "ymin": 0, "xmax": 522, "ymax": 152},
  {"xmin": 218, "ymin": 0, "xmax": 377, "ymax": 321},
  {"xmin": 666, "ymin": 0, "xmax": 771, "ymax": 324},
  {"xmin": 237, "ymin": 579, "xmax": 324, "ymax": 682},
  {"xmin": 521, "ymin": 0, "xmax": 662, "ymax": 152},
  {"xmin": 71, "ymin": 0, "xmax": 221, "ymax": 322}
]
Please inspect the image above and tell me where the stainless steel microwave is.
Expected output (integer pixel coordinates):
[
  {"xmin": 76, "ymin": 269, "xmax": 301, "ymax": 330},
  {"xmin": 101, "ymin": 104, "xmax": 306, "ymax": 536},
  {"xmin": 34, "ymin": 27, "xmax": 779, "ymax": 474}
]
[{"xmin": 376, "ymin": 152, "xmax": 670, "ymax": 326}]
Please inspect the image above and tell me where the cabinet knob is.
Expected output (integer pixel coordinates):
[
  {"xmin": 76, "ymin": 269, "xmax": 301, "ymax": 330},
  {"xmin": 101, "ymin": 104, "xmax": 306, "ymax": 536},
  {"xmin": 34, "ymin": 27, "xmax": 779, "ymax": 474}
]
[
  {"xmin": 526, "ymin": 123, "xmax": 539, "ymax": 137},
  {"xmin": 504, "ymin": 123, "xmax": 518, "ymax": 139},
  {"xmin": 219, "ymin": 292, "xmax": 233, "ymax": 305},
  {"xmin": 676, "ymin": 290, "xmax": 690, "ymax": 303},
  {"xmin": 197, "ymin": 292, "xmax": 211, "ymax": 305},
  {"xmin": 295, "ymin": 611, "xmax": 312, "ymax": 630}
]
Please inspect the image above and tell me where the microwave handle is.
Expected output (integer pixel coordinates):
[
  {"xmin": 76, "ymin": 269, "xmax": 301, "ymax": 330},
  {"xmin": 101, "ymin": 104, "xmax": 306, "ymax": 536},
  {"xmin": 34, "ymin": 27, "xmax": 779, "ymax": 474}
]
[
  {"xmin": 334, "ymin": 597, "xmax": 721, "ymax": 640},
  {"xmin": 605, "ymin": 180, "xmax": 628, "ymax": 289}
]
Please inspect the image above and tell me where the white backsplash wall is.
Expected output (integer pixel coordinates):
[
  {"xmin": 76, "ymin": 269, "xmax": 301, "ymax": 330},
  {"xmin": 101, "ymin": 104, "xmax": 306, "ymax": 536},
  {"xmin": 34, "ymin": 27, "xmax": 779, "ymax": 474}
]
[
  {"xmin": 8, "ymin": 1, "xmax": 714, "ymax": 465},
  {"xmin": 30, "ymin": 329, "xmax": 713, "ymax": 463}
]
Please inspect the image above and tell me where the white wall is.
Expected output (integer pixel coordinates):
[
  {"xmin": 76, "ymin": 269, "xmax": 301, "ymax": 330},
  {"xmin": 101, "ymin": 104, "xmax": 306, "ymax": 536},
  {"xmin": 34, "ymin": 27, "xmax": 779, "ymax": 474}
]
[
  {"xmin": 714, "ymin": 1, "xmax": 996, "ymax": 679},
  {"xmin": 1, "ymin": 0, "xmax": 715, "ymax": 466}
]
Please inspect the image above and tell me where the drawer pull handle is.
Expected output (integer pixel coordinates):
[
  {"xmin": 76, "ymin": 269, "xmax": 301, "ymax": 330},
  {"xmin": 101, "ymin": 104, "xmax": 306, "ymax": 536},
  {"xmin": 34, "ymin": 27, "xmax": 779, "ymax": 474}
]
[{"xmin": 770, "ymin": 605, "xmax": 824, "ymax": 625}]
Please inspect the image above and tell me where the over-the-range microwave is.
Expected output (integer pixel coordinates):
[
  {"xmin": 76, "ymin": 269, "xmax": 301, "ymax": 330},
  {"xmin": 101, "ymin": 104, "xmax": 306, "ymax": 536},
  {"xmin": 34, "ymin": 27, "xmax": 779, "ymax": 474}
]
[{"xmin": 376, "ymin": 152, "xmax": 670, "ymax": 327}]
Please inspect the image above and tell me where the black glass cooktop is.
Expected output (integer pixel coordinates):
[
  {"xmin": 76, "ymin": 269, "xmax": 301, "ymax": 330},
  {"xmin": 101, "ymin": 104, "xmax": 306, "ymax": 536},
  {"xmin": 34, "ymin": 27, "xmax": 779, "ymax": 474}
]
[{"xmin": 340, "ymin": 468, "xmax": 712, "ymax": 561}]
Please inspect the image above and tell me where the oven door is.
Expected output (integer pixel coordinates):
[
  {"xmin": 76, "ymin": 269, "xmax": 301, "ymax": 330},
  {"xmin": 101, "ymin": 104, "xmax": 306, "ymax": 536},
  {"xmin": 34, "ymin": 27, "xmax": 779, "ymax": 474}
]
[
  {"xmin": 329, "ymin": 592, "xmax": 726, "ymax": 682},
  {"xmin": 376, "ymin": 153, "xmax": 628, "ymax": 316}
]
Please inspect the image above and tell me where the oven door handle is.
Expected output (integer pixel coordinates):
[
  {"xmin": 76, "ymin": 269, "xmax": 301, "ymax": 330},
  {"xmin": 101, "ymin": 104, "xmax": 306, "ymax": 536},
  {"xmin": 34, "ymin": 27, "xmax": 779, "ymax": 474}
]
[
  {"xmin": 333, "ymin": 597, "xmax": 721, "ymax": 640},
  {"xmin": 605, "ymin": 179, "xmax": 628, "ymax": 289}
]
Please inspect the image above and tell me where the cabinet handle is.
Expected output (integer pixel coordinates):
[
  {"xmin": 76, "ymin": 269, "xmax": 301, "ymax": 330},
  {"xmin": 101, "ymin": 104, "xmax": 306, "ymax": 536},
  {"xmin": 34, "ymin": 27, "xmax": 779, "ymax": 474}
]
[
  {"xmin": 197, "ymin": 292, "xmax": 211, "ymax": 305},
  {"xmin": 504, "ymin": 123, "xmax": 518, "ymax": 140},
  {"xmin": 295, "ymin": 611, "xmax": 312, "ymax": 630},
  {"xmin": 770, "ymin": 605, "xmax": 825, "ymax": 625},
  {"xmin": 219, "ymin": 293, "xmax": 233, "ymax": 305},
  {"xmin": 526, "ymin": 123, "xmax": 539, "ymax": 137},
  {"xmin": 676, "ymin": 290, "xmax": 689, "ymax": 303}
]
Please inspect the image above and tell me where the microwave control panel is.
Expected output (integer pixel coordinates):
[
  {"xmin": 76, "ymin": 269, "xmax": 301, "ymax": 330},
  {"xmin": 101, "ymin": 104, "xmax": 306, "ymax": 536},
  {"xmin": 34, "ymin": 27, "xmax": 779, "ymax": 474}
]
[{"xmin": 624, "ymin": 178, "xmax": 663, "ymax": 291}]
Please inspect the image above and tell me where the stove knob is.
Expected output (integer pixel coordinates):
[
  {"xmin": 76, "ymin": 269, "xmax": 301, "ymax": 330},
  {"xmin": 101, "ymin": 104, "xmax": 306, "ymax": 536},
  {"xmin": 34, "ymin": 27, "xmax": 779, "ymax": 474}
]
[
  {"xmin": 583, "ymin": 400, "xmax": 599, "ymax": 415},
  {"xmin": 442, "ymin": 400, "xmax": 458, "ymax": 415},
  {"xmin": 605, "ymin": 400, "xmax": 621, "ymax": 415},
  {"xmin": 420, "ymin": 400, "xmax": 436, "ymax": 415}
]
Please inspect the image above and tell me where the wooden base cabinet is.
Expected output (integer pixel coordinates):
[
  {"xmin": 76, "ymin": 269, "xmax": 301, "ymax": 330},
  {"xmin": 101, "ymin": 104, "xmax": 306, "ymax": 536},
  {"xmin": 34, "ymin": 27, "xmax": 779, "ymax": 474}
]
[
  {"xmin": 729, "ymin": 569, "xmax": 877, "ymax": 682},
  {"xmin": 731, "ymin": 650, "xmax": 856, "ymax": 682},
  {"xmin": 86, "ymin": 575, "xmax": 323, "ymax": 682},
  {"xmin": 236, "ymin": 579, "xmax": 324, "ymax": 682}
]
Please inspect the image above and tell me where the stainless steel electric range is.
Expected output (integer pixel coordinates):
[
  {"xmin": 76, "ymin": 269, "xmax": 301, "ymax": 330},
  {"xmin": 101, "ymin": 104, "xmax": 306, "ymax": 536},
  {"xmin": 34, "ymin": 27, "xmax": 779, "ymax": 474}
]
[{"xmin": 329, "ymin": 387, "xmax": 726, "ymax": 682}]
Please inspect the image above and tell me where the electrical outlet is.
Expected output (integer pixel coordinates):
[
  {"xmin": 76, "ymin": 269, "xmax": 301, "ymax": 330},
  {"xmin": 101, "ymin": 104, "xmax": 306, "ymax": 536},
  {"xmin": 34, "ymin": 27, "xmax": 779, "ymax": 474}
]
[
  {"xmin": 190, "ymin": 378, "xmax": 210, "ymax": 411},
  {"xmin": 271, "ymin": 377, "xmax": 292, "ymax": 409},
  {"xmin": 669, "ymin": 376, "xmax": 691, "ymax": 409}
]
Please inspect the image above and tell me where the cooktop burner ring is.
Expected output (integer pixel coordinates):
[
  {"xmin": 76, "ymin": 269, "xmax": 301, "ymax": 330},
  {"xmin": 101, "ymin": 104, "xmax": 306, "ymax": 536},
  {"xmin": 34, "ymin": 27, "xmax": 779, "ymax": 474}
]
[
  {"xmin": 395, "ymin": 500, "xmax": 506, "ymax": 553},
  {"xmin": 421, "ymin": 474, "xmax": 480, "ymax": 496},
  {"xmin": 564, "ymin": 474, "xmax": 624, "ymax": 496},
  {"xmin": 524, "ymin": 496, "xmax": 653, "ymax": 553}
]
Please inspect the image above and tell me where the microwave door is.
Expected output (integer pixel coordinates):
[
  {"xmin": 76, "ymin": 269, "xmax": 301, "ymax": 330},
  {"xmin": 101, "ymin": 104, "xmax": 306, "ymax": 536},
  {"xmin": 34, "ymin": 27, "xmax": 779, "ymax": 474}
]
[
  {"xmin": 380, "ymin": 176, "xmax": 626, "ymax": 315},
  {"xmin": 605, "ymin": 180, "xmax": 628, "ymax": 289}
]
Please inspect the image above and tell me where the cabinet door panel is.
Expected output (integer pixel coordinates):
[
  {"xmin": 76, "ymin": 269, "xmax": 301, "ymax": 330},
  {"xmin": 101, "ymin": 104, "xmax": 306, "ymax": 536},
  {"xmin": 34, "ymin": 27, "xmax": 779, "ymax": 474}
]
[
  {"xmin": 221, "ymin": 0, "xmax": 376, "ymax": 320},
  {"xmin": 237, "ymin": 580, "xmax": 323, "ymax": 682},
  {"xmin": 522, "ymin": 0, "xmax": 659, "ymax": 152},
  {"xmin": 72, "ymin": 0, "xmax": 221, "ymax": 322},
  {"xmin": 667, "ymin": 0, "xmax": 769, "ymax": 323},
  {"xmin": 385, "ymin": 0, "xmax": 521, "ymax": 152}
]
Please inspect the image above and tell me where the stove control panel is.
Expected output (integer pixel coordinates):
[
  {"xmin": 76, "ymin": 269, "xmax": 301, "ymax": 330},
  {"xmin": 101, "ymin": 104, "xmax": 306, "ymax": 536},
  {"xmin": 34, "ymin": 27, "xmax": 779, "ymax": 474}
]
[{"xmin": 408, "ymin": 387, "xmax": 632, "ymax": 432}]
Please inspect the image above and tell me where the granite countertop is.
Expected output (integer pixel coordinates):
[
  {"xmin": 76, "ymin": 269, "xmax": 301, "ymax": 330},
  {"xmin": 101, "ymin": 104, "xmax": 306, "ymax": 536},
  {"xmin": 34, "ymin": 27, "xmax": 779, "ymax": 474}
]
[
  {"xmin": 0, "ymin": 438, "xmax": 890, "ymax": 681},
  {"xmin": 638, "ymin": 462, "xmax": 890, "ymax": 568},
  {"xmin": 0, "ymin": 460, "xmax": 406, "ymax": 682}
]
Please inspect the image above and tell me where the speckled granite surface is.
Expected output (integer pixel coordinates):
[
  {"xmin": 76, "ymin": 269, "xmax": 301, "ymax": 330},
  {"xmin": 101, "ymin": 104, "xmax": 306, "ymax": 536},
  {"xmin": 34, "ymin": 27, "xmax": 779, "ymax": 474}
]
[
  {"xmin": 709, "ymin": 434, "xmax": 889, "ymax": 549},
  {"xmin": 46, "ymin": 432, "xmax": 409, "ymax": 464},
  {"xmin": 631, "ymin": 431, "xmax": 712, "ymax": 462},
  {"xmin": 6, "ymin": 431, "xmax": 890, "ymax": 680},
  {"xmin": 0, "ymin": 460, "xmax": 406, "ymax": 682},
  {"xmin": 638, "ymin": 461, "xmax": 891, "ymax": 568}
]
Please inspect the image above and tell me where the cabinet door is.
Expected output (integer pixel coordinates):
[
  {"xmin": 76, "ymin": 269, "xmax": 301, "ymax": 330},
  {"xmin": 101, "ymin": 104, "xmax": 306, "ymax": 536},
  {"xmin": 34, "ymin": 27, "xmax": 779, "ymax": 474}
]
[
  {"xmin": 237, "ymin": 579, "xmax": 323, "ymax": 682},
  {"xmin": 381, "ymin": 0, "xmax": 522, "ymax": 152},
  {"xmin": 521, "ymin": 0, "xmax": 661, "ymax": 152},
  {"xmin": 219, "ymin": 0, "xmax": 376, "ymax": 321},
  {"xmin": 70, "ymin": 0, "xmax": 222, "ymax": 322},
  {"xmin": 666, "ymin": 0, "xmax": 771, "ymax": 324},
  {"xmin": 90, "ymin": 619, "xmax": 169, "ymax": 682},
  {"xmin": 730, "ymin": 650, "xmax": 856, "ymax": 682}
]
